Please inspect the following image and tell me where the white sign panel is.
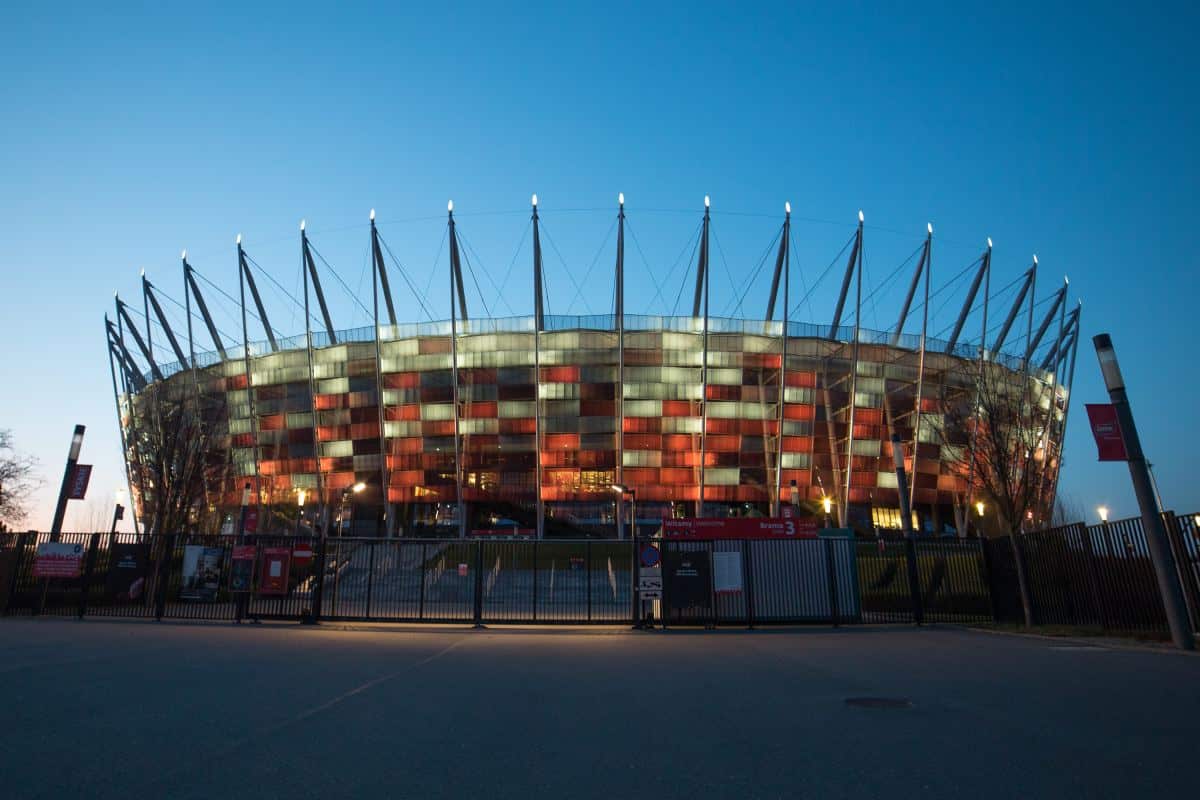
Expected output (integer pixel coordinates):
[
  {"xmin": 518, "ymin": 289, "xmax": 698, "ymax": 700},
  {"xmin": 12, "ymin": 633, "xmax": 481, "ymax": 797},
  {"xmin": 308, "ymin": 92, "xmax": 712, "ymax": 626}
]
[{"xmin": 713, "ymin": 551, "xmax": 743, "ymax": 594}]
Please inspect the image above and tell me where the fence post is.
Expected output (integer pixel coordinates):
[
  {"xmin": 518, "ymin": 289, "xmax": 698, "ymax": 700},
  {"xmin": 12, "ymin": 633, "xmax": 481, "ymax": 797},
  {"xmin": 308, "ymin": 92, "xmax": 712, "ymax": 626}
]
[
  {"xmin": 977, "ymin": 538, "xmax": 998, "ymax": 623},
  {"xmin": 1162, "ymin": 512, "xmax": 1200, "ymax": 633},
  {"xmin": 824, "ymin": 538, "xmax": 841, "ymax": 626},
  {"xmin": 154, "ymin": 534, "xmax": 175, "ymax": 621},
  {"xmin": 629, "ymin": 536, "xmax": 640, "ymax": 629},
  {"xmin": 365, "ymin": 540, "xmax": 376, "ymax": 620},
  {"xmin": 77, "ymin": 533, "xmax": 101, "ymax": 619},
  {"xmin": 309, "ymin": 537, "xmax": 324, "ymax": 623},
  {"xmin": 532, "ymin": 540, "xmax": 539, "ymax": 623},
  {"xmin": 417, "ymin": 542, "xmax": 427, "ymax": 622},
  {"xmin": 903, "ymin": 537, "xmax": 924, "ymax": 626},
  {"xmin": 5, "ymin": 533, "xmax": 31, "ymax": 616},
  {"xmin": 743, "ymin": 540, "xmax": 755, "ymax": 630},
  {"xmin": 472, "ymin": 539, "xmax": 485, "ymax": 628},
  {"xmin": 586, "ymin": 539, "xmax": 593, "ymax": 623},
  {"xmin": 707, "ymin": 540, "xmax": 717, "ymax": 629},
  {"xmin": 1009, "ymin": 534, "xmax": 1034, "ymax": 627}
]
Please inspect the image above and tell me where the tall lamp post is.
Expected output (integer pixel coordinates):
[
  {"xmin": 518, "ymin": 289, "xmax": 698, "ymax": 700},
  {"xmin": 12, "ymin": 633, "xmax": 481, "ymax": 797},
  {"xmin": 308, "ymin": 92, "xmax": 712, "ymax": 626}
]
[
  {"xmin": 49, "ymin": 424, "xmax": 86, "ymax": 541},
  {"xmin": 237, "ymin": 482, "xmax": 251, "ymax": 542},
  {"xmin": 1093, "ymin": 334, "xmax": 1193, "ymax": 650},
  {"xmin": 295, "ymin": 489, "xmax": 307, "ymax": 536},
  {"xmin": 334, "ymin": 482, "xmax": 366, "ymax": 537},
  {"xmin": 611, "ymin": 484, "xmax": 636, "ymax": 540}
]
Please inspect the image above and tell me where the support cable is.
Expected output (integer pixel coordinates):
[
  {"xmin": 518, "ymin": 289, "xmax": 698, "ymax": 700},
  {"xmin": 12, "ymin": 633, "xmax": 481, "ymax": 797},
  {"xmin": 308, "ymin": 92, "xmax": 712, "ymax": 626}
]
[{"xmin": 377, "ymin": 230, "xmax": 435, "ymax": 321}]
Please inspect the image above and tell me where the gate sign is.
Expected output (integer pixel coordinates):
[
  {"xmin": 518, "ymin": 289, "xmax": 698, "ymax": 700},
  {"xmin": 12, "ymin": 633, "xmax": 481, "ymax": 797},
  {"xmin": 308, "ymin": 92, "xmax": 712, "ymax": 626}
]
[
  {"xmin": 33, "ymin": 542, "xmax": 85, "ymax": 578},
  {"xmin": 639, "ymin": 543, "xmax": 662, "ymax": 569},
  {"xmin": 67, "ymin": 464, "xmax": 93, "ymax": 500},
  {"xmin": 664, "ymin": 517, "xmax": 819, "ymax": 539},
  {"xmin": 105, "ymin": 543, "xmax": 148, "ymax": 602},
  {"xmin": 259, "ymin": 547, "xmax": 291, "ymax": 595},
  {"xmin": 665, "ymin": 548, "xmax": 711, "ymax": 610},
  {"xmin": 1086, "ymin": 404, "xmax": 1128, "ymax": 461}
]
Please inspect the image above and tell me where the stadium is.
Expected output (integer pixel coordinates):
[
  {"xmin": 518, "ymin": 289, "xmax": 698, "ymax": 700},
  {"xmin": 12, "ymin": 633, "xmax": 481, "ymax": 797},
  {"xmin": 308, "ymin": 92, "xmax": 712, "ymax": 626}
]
[{"xmin": 105, "ymin": 197, "xmax": 1079, "ymax": 538}]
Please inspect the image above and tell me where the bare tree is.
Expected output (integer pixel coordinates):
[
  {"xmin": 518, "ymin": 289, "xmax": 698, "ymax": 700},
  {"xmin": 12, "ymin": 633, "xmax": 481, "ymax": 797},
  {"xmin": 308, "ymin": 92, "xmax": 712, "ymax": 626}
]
[
  {"xmin": 1052, "ymin": 493, "xmax": 1087, "ymax": 527},
  {"xmin": 0, "ymin": 430, "xmax": 40, "ymax": 531},
  {"xmin": 933, "ymin": 357, "xmax": 1057, "ymax": 536},
  {"xmin": 127, "ymin": 382, "xmax": 230, "ymax": 535}
]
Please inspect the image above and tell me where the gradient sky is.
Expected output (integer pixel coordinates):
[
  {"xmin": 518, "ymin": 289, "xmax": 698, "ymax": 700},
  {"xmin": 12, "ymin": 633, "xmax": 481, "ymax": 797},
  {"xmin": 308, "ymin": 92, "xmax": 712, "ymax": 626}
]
[{"xmin": 2, "ymin": 1, "xmax": 1197, "ymax": 531}]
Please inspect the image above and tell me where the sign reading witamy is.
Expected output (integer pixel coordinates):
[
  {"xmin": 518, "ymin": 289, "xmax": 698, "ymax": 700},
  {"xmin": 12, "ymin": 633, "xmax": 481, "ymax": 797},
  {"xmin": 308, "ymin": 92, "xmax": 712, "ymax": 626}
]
[
  {"xmin": 664, "ymin": 517, "xmax": 819, "ymax": 539},
  {"xmin": 33, "ymin": 542, "xmax": 85, "ymax": 578}
]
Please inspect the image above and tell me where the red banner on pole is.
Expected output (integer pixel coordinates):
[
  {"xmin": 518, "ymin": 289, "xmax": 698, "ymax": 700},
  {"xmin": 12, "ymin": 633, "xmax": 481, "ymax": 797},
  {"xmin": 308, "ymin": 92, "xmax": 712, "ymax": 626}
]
[
  {"xmin": 67, "ymin": 464, "xmax": 92, "ymax": 500},
  {"xmin": 1086, "ymin": 404, "xmax": 1128, "ymax": 461}
]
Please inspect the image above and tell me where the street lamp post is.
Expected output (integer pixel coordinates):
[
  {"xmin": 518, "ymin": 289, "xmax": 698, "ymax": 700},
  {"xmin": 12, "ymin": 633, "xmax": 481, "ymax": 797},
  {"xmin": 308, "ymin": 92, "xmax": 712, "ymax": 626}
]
[
  {"xmin": 975, "ymin": 500, "xmax": 985, "ymax": 538},
  {"xmin": 611, "ymin": 484, "xmax": 636, "ymax": 540},
  {"xmin": 335, "ymin": 482, "xmax": 367, "ymax": 538},
  {"xmin": 1093, "ymin": 334, "xmax": 1193, "ymax": 650},
  {"xmin": 822, "ymin": 495, "xmax": 832, "ymax": 529},
  {"xmin": 49, "ymin": 424, "xmax": 86, "ymax": 541},
  {"xmin": 237, "ymin": 482, "xmax": 251, "ymax": 543},
  {"xmin": 295, "ymin": 489, "xmax": 307, "ymax": 536}
]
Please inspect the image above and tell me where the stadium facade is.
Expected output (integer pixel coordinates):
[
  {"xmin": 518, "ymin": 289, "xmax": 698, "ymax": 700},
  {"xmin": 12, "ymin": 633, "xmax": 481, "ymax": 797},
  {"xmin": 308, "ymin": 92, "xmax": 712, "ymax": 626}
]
[{"xmin": 105, "ymin": 198, "xmax": 1080, "ymax": 537}]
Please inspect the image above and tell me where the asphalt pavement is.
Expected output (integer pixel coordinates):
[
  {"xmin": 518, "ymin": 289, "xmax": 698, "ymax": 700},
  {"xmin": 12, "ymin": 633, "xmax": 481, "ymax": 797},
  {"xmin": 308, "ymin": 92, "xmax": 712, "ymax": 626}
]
[{"xmin": 1, "ymin": 619, "xmax": 1196, "ymax": 799}]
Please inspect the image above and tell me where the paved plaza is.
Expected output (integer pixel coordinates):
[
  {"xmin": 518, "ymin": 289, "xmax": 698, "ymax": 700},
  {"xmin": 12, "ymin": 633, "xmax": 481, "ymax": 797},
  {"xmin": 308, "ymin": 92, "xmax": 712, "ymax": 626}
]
[{"xmin": 1, "ymin": 619, "xmax": 1196, "ymax": 799}]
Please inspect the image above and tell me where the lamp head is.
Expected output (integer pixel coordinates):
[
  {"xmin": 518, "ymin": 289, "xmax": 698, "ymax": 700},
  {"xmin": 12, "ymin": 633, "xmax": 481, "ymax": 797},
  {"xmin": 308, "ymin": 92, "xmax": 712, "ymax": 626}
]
[
  {"xmin": 181, "ymin": 249, "xmax": 187, "ymax": 260},
  {"xmin": 351, "ymin": 481, "xmax": 367, "ymax": 494},
  {"xmin": 618, "ymin": 192, "xmax": 624, "ymax": 206},
  {"xmin": 822, "ymin": 496, "xmax": 832, "ymax": 514},
  {"xmin": 704, "ymin": 195, "xmax": 710, "ymax": 208},
  {"xmin": 531, "ymin": 193, "xmax": 538, "ymax": 207},
  {"xmin": 236, "ymin": 233, "xmax": 242, "ymax": 245},
  {"xmin": 299, "ymin": 219, "xmax": 306, "ymax": 232},
  {"xmin": 447, "ymin": 199, "xmax": 453, "ymax": 212},
  {"xmin": 785, "ymin": 201, "xmax": 791, "ymax": 214},
  {"xmin": 975, "ymin": 501, "xmax": 985, "ymax": 517},
  {"xmin": 1097, "ymin": 505, "xmax": 1109, "ymax": 523},
  {"xmin": 927, "ymin": 222, "xmax": 933, "ymax": 235},
  {"xmin": 858, "ymin": 210, "xmax": 864, "ymax": 223},
  {"xmin": 369, "ymin": 208, "xmax": 375, "ymax": 221}
]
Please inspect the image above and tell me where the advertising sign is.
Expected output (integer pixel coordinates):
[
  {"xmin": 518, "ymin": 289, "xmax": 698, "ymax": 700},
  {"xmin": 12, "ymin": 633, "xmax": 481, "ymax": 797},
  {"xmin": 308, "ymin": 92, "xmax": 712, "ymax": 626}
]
[
  {"xmin": 1086, "ymin": 404, "xmax": 1128, "ymax": 461},
  {"xmin": 33, "ymin": 542, "xmax": 85, "ymax": 578},
  {"xmin": 259, "ymin": 547, "xmax": 291, "ymax": 595},
  {"xmin": 67, "ymin": 464, "xmax": 93, "ymax": 500},
  {"xmin": 229, "ymin": 545, "xmax": 256, "ymax": 592},
  {"xmin": 665, "ymin": 548, "xmax": 712, "ymax": 609},
  {"xmin": 180, "ymin": 546, "xmax": 224, "ymax": 601},
  {"xmin": 663, "ymin": 517, "xmax": 819, "ymax": 539},
  {"xmin": 105, "ymin": 543, "xmax": 148, "ymax": 603}
]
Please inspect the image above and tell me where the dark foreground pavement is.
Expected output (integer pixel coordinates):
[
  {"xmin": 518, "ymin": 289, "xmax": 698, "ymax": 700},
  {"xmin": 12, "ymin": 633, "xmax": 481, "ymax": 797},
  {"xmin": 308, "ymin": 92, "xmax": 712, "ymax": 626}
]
[{"xmin": 1, "ymin": 620, "xmax": 1196, "ymax": 799}]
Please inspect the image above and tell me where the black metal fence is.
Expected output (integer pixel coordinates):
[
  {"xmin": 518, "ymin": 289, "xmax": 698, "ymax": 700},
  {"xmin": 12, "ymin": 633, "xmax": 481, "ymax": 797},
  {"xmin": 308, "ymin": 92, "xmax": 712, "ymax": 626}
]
[
  {"xmin": 2, "ymin": 513, "xmax": 1197, "ymax": 636},
  {"xmin": 982, "ymin": 511, "xmax": 1200, "ymax": 635}
]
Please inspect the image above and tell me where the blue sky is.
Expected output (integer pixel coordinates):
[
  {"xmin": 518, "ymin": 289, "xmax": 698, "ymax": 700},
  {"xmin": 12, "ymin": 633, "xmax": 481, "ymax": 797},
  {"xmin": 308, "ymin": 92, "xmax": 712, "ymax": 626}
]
[{"xmin": 2, "ymin": 1, "xmax": 1197, "ymax": 529}]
